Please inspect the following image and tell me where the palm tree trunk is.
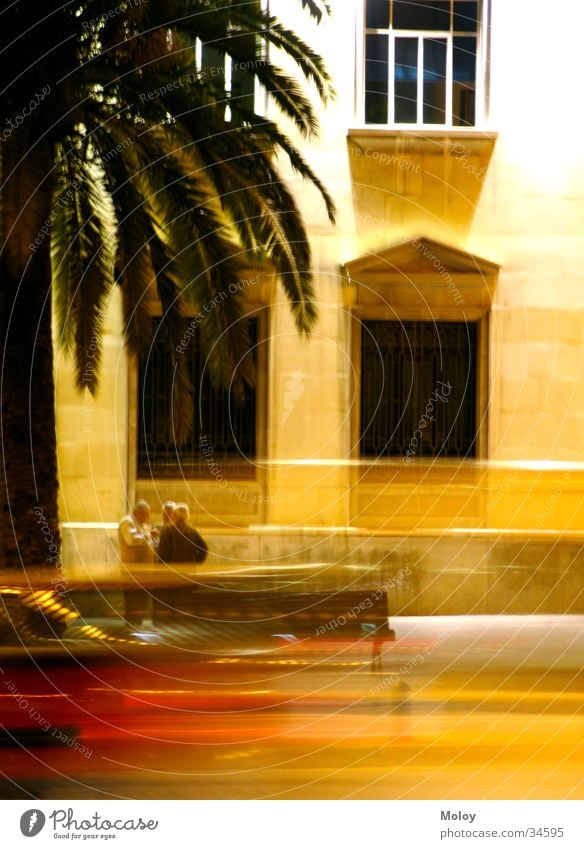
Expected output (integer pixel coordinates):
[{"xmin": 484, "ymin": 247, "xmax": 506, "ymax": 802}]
[{"xmin": 0, "ymin": 231, "xmax": 60, "ymax": 571}]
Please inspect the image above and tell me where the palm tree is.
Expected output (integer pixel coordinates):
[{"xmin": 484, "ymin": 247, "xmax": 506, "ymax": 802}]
[{"xmin": 0, "ymin": 0, "xmax": 335, "ymax": 570}]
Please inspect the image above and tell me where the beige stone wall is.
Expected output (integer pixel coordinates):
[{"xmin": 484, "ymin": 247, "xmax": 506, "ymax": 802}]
[
  {"xmin": 55, "ymin": 287, "xmax": 128, "ymax": 524},
  {"xmin": 264, "ymin": 0, "xmax": 584, "ymax": 531},
  {"xmin": 56, "ymin": 1, "xmax": 584, "ymax": 547}
]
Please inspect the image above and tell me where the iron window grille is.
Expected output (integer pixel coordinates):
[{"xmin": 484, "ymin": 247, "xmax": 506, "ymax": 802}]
[
  {"xmin": 360, "ymin": 319, "xmax": 477, "ymax": 458},
  {"xmin": 138, "ymin": 318, "xmax": 257, "ymax": 478}
]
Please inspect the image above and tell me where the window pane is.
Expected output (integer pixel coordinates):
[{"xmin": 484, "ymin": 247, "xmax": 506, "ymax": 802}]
[
  {"xmin": 365, "ymin": 34, "xmax": 389, "ymax": 123},
  {"xmin": 231, "ymin": 68, "xmax": 255, "ymax": 113},
  {"xmin": 453, "ymin": 36, "xmax": 476, "ymax": 126},
  {"xmin": 360, "ymin": 321, "xmax": 477, "ymax": 459},
  {"xmin": 423, "ymin": 37, "xmax": 446, "ymax": 123},
  {"xmin": 231, "ymin": 62, "xmax": 255, "ymax": 114},
  {"xmin": 393, "ymin": 1, "xmax": 450, "ymax": 31},
  {"xmin": 229, "ymin": 24, "xmax": 257, "ymax": 116},
  {"xmin": 202, "ymin": 43, "xmax": 224, "ymax": 77},
  {"xmin": 366, "ymin": 0, "xmax": 390, "ymax": 28},
  {"xmin": 453, "ymin": 1, "xmax": 478, "ymax": 32},
  {"xmin": 394, "ymin": 37, "xmax": 418, "ymax": 123}
]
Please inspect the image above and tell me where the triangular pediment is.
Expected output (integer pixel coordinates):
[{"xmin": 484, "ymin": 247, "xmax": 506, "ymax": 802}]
[
  {"xmin": 342, "ymin": 236, "xmax": 499, "ymax": 313},
  {"xmin": 343, "ymin": 236, "xmax": 500, "ymax": 279}
]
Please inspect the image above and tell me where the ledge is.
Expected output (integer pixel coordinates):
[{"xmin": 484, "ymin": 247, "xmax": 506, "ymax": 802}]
[
  {"xmin": 348, "ymin": 127, "xmax": 498, "ymax": 137},
  {"xmin": 347, "ymin": 127, "xmax": 499, "ymax": 164},
  {"xmin": 347, "ymin": 127, "xmax": 498, "ymax": 159}
]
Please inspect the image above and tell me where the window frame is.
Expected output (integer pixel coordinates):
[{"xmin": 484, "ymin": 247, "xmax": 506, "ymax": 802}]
[
  {"xmin": 356, "ymin": 0, "xmax": 490, "ymax": 130},
  {"xmin": 129, "ymin": 305, "xmax": 270, "ymax": 487}
]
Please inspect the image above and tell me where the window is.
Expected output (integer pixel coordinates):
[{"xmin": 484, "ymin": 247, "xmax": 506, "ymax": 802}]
[
  {"xmin": 201, "ymin": 42, "xmax": 256, "ymax": 116},
  {"xmin": 363, "ymin": 0, "xmax": 482, "ymax": 127},
  {"xmin": 344, "ymin": 238, "xmax": 496, "ymax": 466},
  {"xmin": 138, "ymin": 319, "xmax": 257, "ymax": 477},
  {"xmin": 199, "ymin": 0, "xmax": 262, "ymax": 120},
  {"xmin": 360, "ymin": 320, "xmax": 478, "ymax": 459}
]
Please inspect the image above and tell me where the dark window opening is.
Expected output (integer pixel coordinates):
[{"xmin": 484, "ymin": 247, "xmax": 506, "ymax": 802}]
[
  {"xmin": 201, "ymin": 0, "xmax": 260, "ymax": 121},
  {"xmin": 366, "ymin": 0, "xmax": 390, "ymax": 29},
  {"xmin": 393, "ymin": 1, "xmax": 451, "ymax": 31},
  {"xmin": 365, "ymin": 33, "xmax": 390, "ymax": 123},
  {"xmin": 453, "ymin": 36, "xmax": 477, "ymax": 125},
  {"xmin": 360, "ymin": 320, "xmax": 477, "ymax": 459},
  {"xmin": 138, "ymin": 318, "xmax": 257, "ymax": 478},
  {"xmin": 394, "ymin": 37, "xmax": 417, "ymax": 123}
]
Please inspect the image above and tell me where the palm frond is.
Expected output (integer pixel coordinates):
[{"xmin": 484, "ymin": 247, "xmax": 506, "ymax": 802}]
[
  {"xmin": 131, "ymin": 132, "xmax": 258, "ymax": 388},
  {"xmin": 51, "ymin": 150, "xmax": 82, "ymax": 354},
  {"xmin": 91, "ymin": 125, "xmax": 156, "ymax": 357},
  {"xmin": 70, "ymin": 167, "xmax": 116, "ymax": 395},
  {"xmin": 217, "ymin": 116, "xmax": 337, "ymax": 225},
  {"xmin": 299, "ymin": 0, "xmax": 332, "ymax": 22},
  {"xmin": 2, "ymin": 0, "xmax": 335, "ymax": 406},
  {"xmin": 50, "ymin": 146, "xmax": 115, "ymax": 394},
  {"xmin": 232, "ymin": 13, "xmax": 335, "ymax": 105},
  {"xmin": 184, "ymin": 125, "xmax": 322, "ymax": 333}
]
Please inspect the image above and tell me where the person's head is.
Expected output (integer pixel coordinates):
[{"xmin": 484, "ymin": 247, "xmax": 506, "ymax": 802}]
[
  {"xmin": 174, "ymin": 503, "xmax": 190, "ymax": 525},
  {"xmin": 133, "ymin": 499, "xmax": 150, "ymax": 525},
  {"xmin": 161, "ymin": 500, "xmax": 177, "ymax": 525}
]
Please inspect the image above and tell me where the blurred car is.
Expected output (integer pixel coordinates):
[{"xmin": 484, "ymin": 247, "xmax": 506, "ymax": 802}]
[{"xmin": 0, "ymin": 566, "xmax": 395, "ymax": 747}]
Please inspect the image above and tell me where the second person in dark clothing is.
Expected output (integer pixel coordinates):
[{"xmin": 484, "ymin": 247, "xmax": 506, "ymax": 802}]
[{"xmin": 158, "ymin": 503, "xmax": 208, "ymax": 565}]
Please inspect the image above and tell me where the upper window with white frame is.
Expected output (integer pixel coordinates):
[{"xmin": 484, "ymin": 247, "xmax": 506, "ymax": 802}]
[{"xmin": 362, "ymin": 0, "xmax": 483, "ymax": 128}]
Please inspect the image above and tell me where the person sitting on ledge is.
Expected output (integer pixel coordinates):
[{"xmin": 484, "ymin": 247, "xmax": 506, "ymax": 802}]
[
  {"xmin": 118, "ymin": 499, "xmax": 155, "ymax": 565},
  {"xmin": 158, "ymin": 503, "xmax": 208, "ymax": 565},
  {"xmin": 151, "ymin": 500, "xmax": 176, "ymax": 549}
]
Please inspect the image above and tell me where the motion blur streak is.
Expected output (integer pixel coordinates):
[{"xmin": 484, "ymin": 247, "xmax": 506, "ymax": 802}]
[{"xmin": 1, "ymin": 615, "xmax": 583, "ymax": 799}]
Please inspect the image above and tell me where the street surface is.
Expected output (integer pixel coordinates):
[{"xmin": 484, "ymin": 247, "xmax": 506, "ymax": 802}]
[{"xmin": 1, "ymin": 615, "xmax": 583, "ymax": 799}]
